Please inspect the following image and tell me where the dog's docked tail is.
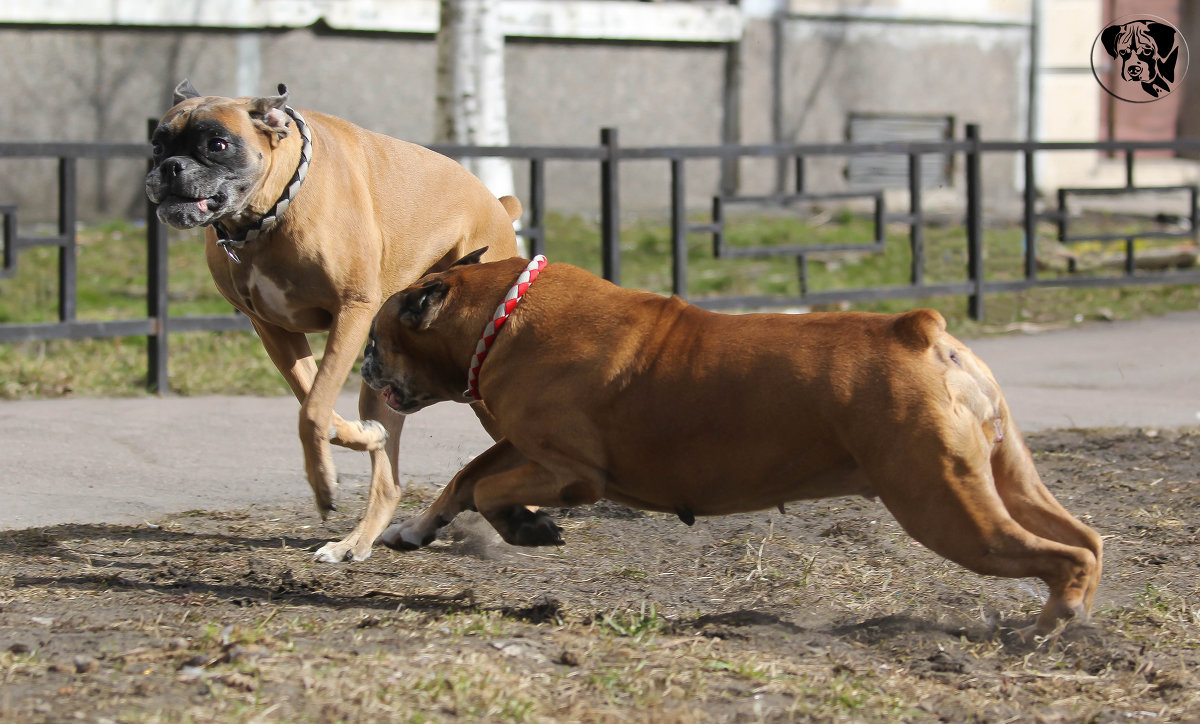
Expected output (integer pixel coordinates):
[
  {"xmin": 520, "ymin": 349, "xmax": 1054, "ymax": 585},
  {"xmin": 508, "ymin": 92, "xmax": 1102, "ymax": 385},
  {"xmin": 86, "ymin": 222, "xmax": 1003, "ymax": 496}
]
[
  {"xmin": 499, "ymin": 195, "xmax": 523, "ymax": 223},
  {"xmin": 892, "ymin": 308, "xmax": 946, "ymax": 350},
  {"xmin": 894, "ymin": 309, "xmax": 1008, "ymax": 445}
]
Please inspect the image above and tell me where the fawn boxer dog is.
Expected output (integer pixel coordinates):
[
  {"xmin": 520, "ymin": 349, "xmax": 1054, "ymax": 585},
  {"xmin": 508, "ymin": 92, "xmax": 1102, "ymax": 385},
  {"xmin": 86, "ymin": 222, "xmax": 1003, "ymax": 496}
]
[
  {"xmin": 361, "ymin": 251, "xmax": 1103, "ymax": 634},
  {"xmin": 145, "ymin": 81, "xmax": 520, "ymax": 562}
]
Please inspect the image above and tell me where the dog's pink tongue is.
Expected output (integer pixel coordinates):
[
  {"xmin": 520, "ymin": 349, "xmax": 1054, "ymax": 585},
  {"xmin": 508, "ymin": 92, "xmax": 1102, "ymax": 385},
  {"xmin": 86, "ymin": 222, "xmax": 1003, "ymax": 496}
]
[{"xmin": 196, "ymin": 198, "xmax": 209, "ymax": 213}]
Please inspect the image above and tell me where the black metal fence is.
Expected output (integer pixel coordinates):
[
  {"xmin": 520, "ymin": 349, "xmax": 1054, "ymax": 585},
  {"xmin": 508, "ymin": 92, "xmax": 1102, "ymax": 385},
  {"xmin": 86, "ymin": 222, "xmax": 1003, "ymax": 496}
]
[{"xmin": 3, "ymin": 125, "xmax": 1200, "ymax": 393}]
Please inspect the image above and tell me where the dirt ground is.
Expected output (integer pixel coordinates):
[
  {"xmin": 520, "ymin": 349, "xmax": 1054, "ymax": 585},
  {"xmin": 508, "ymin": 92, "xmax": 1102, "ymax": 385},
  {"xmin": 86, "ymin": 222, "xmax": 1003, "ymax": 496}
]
[{"xmin": 1, "ymin": 426, "xmax": 1198, "ymax": 723}]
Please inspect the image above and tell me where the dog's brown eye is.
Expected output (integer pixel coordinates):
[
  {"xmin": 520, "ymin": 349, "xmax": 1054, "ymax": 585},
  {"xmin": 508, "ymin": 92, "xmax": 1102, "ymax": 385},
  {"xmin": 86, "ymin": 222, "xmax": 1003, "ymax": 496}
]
[{"xmin": 207, "ymin": 138, "xmax": 228, "ymax": 153}]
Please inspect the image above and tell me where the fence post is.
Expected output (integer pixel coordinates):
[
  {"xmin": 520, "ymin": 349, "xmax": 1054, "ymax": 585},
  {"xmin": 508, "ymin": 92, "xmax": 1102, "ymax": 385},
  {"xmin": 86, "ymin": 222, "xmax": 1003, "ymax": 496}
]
[
  {"xmin": 146, "ymin": 118, "xmax": 169, "ymax": 394},
  {"xmin": 1023, "ymin": 149, "xmax": 1038, "ymax": 281},
  {"xmin": 670, "ymin": 157, "xmax": 687, "ymax": 298},
  {"xmin": 908, "ymin": 151, "xmax": 924, "ymax": 286},
  {"xmin": 1, "ymin": 206, "xmax": 15, "ymax": 276},
  {"xmin": 600, "ymin": 127, "xmax": 621, "ymax": 285},
  {"xmin": 57, "ymin": 158, "xmax": 77, "ymax": 322},
  {"xmin": 526, "ymin": 158, "xmax": 546, "ymax": 258},
  {"xmin": 965, "ymin": 123, "xmax": 984, "ymax": 321}
]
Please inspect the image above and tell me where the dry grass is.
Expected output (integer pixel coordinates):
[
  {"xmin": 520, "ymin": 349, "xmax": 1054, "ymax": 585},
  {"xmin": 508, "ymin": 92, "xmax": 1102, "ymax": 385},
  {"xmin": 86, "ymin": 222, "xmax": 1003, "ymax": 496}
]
[{"xmin": 1, "ymin": 428, "xmax": 1198, "ymax": 722}]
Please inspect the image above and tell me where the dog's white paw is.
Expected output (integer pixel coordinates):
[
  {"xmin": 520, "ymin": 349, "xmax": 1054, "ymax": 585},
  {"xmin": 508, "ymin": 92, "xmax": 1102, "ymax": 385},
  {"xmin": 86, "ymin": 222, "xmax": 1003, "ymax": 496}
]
[
  {"xmin": 360, "ymin": 420, "xmax": 387, "ymax": 449},
  {"xmin": 380, "ymin": 520, "xmax": 434, "ymax": 551},
  {"xmin": 329, "ymin": 419, "xmax": 388, "ymax": 451},
  {"xmin": 313, "ymin": 539, "xmax": 372, "ymax": 563}
]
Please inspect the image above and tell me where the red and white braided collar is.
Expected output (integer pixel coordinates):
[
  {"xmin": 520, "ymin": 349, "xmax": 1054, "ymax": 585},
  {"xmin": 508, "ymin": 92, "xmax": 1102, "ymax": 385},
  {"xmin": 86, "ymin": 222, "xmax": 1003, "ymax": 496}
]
[{"xmin": 465, "ymin": 255, "xmax": 548, "ymax": 400}]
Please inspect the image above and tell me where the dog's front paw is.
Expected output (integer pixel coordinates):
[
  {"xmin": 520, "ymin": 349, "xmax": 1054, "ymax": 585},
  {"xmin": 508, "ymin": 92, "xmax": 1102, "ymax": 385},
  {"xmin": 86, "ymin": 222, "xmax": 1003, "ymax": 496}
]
[
  {"xmin": 499, "ymin": 507, "xmax": 563, "ymax": 547},
  {"xmin": 329, "ymin": 419, "xmax": 388, "ymax": 452},
  {"xmin": 310, "ymin": 477, "xmax": 340, "ymax": 520},
  {"xmin": 304, "ymin": 444, "xmax": 340, "ymax": 520},
  {"xmin": 313, "ymin": 538, "xmax": 372, "ymax": 563},
  {"xmin": 380, "ymin": 519, "xmax": 438, "ymax": 551}
]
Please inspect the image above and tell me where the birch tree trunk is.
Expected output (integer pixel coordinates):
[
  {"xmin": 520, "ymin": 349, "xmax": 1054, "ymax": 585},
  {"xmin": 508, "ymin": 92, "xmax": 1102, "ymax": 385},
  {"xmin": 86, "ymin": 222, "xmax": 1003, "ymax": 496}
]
[{"xmin": 435, "ymin": 0, "xmax": 516, "ymax": 203}]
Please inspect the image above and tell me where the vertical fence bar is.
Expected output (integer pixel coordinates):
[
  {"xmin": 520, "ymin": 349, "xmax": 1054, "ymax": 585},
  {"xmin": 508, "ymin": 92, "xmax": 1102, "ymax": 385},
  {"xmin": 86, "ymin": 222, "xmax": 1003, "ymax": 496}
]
[
  {"xmin": 147, "ymin": 209, "xmax": 169, "ymax": 393},
  {"xmin": 1191, "ymin": 186, "xmax": 1199, "ymax": 246},
  {"xmin": 527, "ymin": 157, "xmax": 546, "ymax": 258},
  {"xmin": 965, "ymin": 124, "xmax": 985, "ymax": 321},
  {"xmin": 720, "ymin": 30, "xmax": 742, "ymax": 197},
  {"xmin": 600, "ymin": 127, "xmax": 621, "ymax": 286},
  {"xmin": 670, "ymin": 157, "xmax": 687, "ymax": 298},
  {"xmin": 1123, "ymin": 151, "xmax": 1136, "ymax": 272},
  {"xmin": 1023, "ymin": 148, "xmax": 1038, "ymax": 281},
  {"xmin": 908, "ymin": 151, "xmax": 924, "ymax": 286},
  {"xmin": 1056, "ymin": 187, "xmax": 1067, "ymax": 242},
  {"xmin": 771, "ymin": 13, "xmax": 786, "ymax": 196},
  {"xmin": 710, "ymin": 195, "xmax": 725, "ymax": 257},
  {"xmin": 794, "ymin": 155, "xmax": 806, "ymax": 193},
  {"xmin": 146, "ymin": 119, "xmax": 169, "ymax": 393},
  {"xmin": 2, "ymin": 206, "xmax": 15, "ymax": 275},
  {"xmin": 57, "ymin": 158, "xmax": 77, "ymax": 322},
  {"xmin": 1118, "ymin": 149, "xmax": 1137, "ymax": 277}
]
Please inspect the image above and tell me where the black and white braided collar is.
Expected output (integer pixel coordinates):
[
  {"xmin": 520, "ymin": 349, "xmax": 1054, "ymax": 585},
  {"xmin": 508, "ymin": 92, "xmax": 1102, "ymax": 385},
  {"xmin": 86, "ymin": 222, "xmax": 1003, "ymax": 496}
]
[{"xmin": 212, "ymin": 106, "xmax": 312, "ymax": 264}]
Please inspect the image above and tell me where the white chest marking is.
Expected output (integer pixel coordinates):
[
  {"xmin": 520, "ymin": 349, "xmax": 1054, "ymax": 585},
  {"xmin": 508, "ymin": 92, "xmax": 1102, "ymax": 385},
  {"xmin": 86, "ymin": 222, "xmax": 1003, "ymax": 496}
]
[{"xmin": 247, "ymin": 267, "xmax": 297, "ymax": 325}]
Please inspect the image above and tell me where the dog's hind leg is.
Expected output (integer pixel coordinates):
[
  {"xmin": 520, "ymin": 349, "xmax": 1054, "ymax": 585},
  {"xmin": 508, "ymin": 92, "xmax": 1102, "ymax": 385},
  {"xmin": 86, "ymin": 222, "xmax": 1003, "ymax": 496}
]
[
  {"xmin": 313, "ymin": 381, "xmax": 405, "ymax": 562},
  {"xmin": 865, "ymin": 426, "xmax": 1100, "ymax": 635},
  {"xmin": 989, "ymin": 414, "xmax": 1103, "ymax": 614},
  {"xmin": 380, "ymin": 439, "xmax": 533, "ymax": 550}
]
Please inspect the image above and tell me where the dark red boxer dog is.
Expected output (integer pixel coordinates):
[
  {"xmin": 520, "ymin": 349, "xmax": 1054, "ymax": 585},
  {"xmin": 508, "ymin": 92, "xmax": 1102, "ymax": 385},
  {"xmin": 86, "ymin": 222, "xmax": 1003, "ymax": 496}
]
[{"xmin": 363, "ymin": 252, "xmax": 1102, "ymax": 634}]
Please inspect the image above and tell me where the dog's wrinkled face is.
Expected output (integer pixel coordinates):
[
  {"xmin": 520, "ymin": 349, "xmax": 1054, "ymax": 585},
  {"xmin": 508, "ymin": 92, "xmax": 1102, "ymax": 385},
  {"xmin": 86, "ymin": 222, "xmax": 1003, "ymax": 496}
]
[
  {"xmin": 361, "ymin": 249, "xmax": 492, "ymax": 414},
  {"xmin": 144, "ymin": 80, "xmax": 291, "ymax": 230},
  {"xmin": 1101, "ymin": 21, "xmax": 1178, "ymax": 94},
  {"xmin": 361, "ymin": 278, "xmax": 458, "ymax": 415}
]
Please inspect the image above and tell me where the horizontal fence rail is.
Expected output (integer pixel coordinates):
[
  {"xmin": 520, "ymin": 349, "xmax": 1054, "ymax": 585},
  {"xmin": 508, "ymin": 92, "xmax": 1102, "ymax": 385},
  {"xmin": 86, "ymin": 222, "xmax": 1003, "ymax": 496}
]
[{"xmin": 3, "ymin": 126, "xmax": 1200, "ymax": 393}]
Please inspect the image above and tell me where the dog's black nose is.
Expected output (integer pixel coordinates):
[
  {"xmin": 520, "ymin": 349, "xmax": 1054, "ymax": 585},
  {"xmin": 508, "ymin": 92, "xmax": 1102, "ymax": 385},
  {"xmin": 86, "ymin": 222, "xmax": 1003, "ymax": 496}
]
[{"xmin": 164, "ymin": 159, "xmax": 183, "ymax": 178}]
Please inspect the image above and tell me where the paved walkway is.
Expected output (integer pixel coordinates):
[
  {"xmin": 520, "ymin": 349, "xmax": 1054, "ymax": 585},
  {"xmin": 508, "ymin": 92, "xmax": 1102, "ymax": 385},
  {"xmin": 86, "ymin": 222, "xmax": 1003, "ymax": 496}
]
[{"xmin": 2, "ymin": 310, "xmax": 1197, "ymax": 530}]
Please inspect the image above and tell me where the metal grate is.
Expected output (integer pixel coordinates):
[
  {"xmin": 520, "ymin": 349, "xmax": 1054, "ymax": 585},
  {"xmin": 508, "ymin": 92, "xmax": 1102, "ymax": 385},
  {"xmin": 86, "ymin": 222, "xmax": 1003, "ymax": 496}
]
[{"xmin": 846, "ymin": 113, "xmax": 954, "ymax": 188}]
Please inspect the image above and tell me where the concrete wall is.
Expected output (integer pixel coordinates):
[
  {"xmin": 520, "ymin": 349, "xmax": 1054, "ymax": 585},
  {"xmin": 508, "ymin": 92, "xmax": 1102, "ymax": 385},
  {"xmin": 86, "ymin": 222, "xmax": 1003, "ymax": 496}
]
[
  {"xmin": 0, "ymin": 0, "xmax": 1051, "ymax": 223},
  {"xmin": 733, "ymin": 5, "xmax": 1032, "ymax": 211},
  {"xmin": 0, "ymin": 23, "xmax": 729, "ymax": 221}
]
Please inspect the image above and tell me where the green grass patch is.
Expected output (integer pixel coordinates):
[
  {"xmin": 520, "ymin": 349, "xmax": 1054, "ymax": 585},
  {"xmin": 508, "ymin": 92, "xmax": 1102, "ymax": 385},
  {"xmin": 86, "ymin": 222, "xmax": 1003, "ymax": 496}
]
[{"xmin": 1, "ymin": 213, "xmax": 1196, "ymax": 399}]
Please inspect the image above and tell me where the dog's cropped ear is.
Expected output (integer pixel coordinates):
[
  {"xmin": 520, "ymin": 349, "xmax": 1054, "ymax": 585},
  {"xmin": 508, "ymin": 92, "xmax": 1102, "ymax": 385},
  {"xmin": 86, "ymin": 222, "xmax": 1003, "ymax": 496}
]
[
  {"xmin": 247, "ymin": 84, "xmax": 291, "ymax": 144},
  {"xmin": 1147, "ymin": 23, "xmax": 1180, "ymax": 82},
  {"xmin": 452, "ymin": 247, "xmax": 489, "ymax": 268},
  {"xmin": 173, "ymin": 79, "xmax": 201, "ymax": 105},
  {"xmin": 1100, "ymin": 24, "xmax": 1123, "ymax": 58},
  {"xmin": 398, "ymin": 280, "xmax": 449, "ymax": 330},
  {"xmin": 1146, "ymin": 22, "xmax": 1177, "ymax": 57}
]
